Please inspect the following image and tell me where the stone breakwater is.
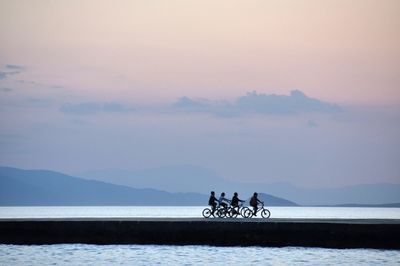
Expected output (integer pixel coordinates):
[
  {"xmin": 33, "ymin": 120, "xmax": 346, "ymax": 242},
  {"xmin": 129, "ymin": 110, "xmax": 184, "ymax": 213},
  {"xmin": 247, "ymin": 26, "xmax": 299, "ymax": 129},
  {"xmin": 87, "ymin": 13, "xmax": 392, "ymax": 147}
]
[{"xmin": 1, "ymin": 218, "xmax": 399, "ymax": 249}]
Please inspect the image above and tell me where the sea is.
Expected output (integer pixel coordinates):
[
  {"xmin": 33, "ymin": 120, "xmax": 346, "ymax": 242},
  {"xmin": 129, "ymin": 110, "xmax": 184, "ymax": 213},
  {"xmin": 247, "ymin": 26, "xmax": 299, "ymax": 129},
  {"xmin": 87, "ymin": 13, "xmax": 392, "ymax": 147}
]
[{"xmin": 1, "ymin": 206, "xmax": 400, "ymax": 266}]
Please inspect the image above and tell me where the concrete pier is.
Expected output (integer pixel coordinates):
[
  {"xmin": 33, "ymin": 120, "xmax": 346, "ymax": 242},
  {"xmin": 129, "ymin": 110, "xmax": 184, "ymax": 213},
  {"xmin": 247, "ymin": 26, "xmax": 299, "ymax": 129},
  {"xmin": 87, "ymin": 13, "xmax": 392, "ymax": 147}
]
[{"xmin": 1, "ymin": 218, "xmax": 399, "ymax": 249}]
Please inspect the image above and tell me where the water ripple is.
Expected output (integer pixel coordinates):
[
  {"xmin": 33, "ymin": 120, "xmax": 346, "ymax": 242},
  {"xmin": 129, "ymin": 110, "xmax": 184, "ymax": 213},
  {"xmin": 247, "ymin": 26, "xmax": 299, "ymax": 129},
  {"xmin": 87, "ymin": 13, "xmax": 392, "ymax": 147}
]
[{"xmin": 1, "ymin": 244, "xmax": 399, "ymax": 266}]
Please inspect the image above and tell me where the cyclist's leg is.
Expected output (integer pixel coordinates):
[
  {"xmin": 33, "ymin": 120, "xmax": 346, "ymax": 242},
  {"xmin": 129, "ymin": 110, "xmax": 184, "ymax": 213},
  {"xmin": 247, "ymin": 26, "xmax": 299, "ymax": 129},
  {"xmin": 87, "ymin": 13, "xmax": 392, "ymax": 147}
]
[
  {"xmin": 211, "ymin": 203, "xmax": 216, "ymax": 215},
  {"xmin": 235, "ymin": 206, "xmax": 240, "ymax": 214}
]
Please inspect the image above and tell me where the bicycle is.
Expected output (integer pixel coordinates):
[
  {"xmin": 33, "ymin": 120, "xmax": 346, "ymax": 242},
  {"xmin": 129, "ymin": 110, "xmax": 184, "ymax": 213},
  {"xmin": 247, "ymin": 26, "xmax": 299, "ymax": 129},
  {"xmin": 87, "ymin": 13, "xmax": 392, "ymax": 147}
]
[
  {"xmin": 202, "ymin": 205, "xmax": 217, "ymax": 218},
  {"xmin": 202, "ymin": 205, "xmax": 229, "ymax": 218},
  {"xmin": 244, "ymin": 202, "xmax": 271, "ymax": 218},
  {"xmin": 229, "ymin": 202, "xmax": 251, "ymax": 218},
  {"xmin": 215, "ymin": 204, "xmax": 232, "ymax": 218}
]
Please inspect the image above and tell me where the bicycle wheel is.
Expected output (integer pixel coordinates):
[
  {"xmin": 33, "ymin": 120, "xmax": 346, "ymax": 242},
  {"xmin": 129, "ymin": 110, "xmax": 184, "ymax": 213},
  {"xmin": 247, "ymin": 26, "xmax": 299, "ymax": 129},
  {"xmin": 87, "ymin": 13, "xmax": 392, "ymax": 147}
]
[
  {"xmin": 202, "ymin": 208, "xmax": 212, "ymax": 218},
  {"xmin": 216, "ymin": 208, "xmax": 226, "ymax": 218},
  {"xmin": 240, "ymin": 207, "xmax": 248, "ymax": 218},
  {"xmin": 229, "ymin": 207, "xmax": 239, "ymax": 218},
  {"xmin": 261, "ymin": 209, "xmax": 271, "ymax": 218},
  {"xmin": 240, "ymin": 207, "xmax": 249, "ymax": 218},
  {"xmin": 243, "ymin": 208, "xmax": 253, "ymax": 218}
]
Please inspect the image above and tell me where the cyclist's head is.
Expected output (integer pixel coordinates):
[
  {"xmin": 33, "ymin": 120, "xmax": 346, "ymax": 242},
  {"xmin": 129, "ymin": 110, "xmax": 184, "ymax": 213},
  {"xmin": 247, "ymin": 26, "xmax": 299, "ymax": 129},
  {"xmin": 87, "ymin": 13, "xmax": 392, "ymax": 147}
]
[
  {"xmin": 254, "ymin": 192, "xmax": 258, "ymax": 197},
  {"xmin": 221, "ymin": 192, "xmax": 225, "ymax": 196},
  {"xmin": 234, "ymin": 192, "xmax": 238, "ymax": 196},
  {"xmin": 211, "ymin": 191, "xmax": 215, "ymax": 195}
]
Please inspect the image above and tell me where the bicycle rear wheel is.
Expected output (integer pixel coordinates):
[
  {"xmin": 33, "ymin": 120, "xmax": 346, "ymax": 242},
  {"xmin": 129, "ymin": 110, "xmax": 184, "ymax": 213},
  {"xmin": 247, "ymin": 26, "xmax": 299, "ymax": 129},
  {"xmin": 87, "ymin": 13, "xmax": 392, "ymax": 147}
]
[
  {"xmin": 261, "ymin": 209, "xmax": 271, "ymax": 218},
  {"xmin": 202, "ymin": 208, "xmax": 212, "ymax": 218}
]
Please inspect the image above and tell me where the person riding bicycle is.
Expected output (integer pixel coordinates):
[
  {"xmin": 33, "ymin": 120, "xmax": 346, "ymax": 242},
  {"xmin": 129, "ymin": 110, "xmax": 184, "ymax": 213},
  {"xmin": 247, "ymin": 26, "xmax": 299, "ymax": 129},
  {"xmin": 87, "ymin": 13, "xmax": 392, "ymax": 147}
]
[
  {"xmin": 218, "ymin": 192, "xmax": 230, "ymax": 210},
  {"xmin": 208, "ymin": 191, "xmax": 218, "ymax": 215},
  {"xmin": 250, "ymin": 192, "xmax": 263, "ymax": 216},
  {"xmin": 231, "ymin": 192, "xmax": 245, "ymax": 214}
]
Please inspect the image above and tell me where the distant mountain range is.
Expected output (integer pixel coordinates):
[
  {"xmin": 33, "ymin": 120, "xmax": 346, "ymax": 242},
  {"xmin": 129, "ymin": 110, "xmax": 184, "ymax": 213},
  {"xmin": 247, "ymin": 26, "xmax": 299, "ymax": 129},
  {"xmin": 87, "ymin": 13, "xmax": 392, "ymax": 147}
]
[
  {"xmin": 80, "ymin": 165, "xmax": 400, "ymax": 205},
  {"xmin": 0, "ymin": 167, "xmax": 296, "ymax": 206},
  {"xmin": 329, "ymin": 203, "xmax": 400, "ymax": 208},
  {"xmin": 2, "ymin": 166, "xmax": 399, "ymax": 206},
  {"xmin": 252, "ymin": 193, "xmax": 298, "ymax": 207}
]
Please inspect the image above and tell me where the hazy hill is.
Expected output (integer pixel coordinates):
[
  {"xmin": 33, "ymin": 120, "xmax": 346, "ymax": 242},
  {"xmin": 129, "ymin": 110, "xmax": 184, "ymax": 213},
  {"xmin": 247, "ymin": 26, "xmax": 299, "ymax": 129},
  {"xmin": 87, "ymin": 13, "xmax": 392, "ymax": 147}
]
[
  {"xmin": 0, "ymin": 167, "xmax": 297, "ymax": 206},
  {"xmin": 258, "ymin": 182, "xmax": 400, "ymax": 206},
  {"xmin": 80, "ymin": 166, "xmax": 400, "ymax": 205},
  {"xmin": 80, "ymin": 165, "xmax": 236, "ymax": 195},
  {"xmin": 253, "ymin": 193, "xmax": 298, "ymax": 206},
  {"xmin": 0, "ymin": 167, "xmax": 207, "ymax": 206}
]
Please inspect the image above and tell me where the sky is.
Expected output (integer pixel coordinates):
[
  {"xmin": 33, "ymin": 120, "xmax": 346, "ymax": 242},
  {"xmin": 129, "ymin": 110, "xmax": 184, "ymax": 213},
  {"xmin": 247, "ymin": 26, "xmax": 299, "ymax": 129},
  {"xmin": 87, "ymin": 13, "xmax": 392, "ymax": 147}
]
[{"xmin": 0, "ymin": 0, "xmax": 399, "ymax": 188}]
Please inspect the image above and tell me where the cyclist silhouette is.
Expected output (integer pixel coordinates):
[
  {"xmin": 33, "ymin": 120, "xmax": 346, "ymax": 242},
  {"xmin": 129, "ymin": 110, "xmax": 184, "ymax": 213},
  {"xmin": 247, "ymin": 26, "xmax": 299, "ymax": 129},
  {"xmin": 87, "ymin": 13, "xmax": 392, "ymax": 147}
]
[
  {"xmin": 231, "ymin": 192, "xmax": 245, "ymax": 214},
  {"xmin": 208, "ymin": 191, "xmax": 218, "ymax": 215},
  {"xmin": 218, "ymin": 192, "xmax": 230, "ymax": 210},
  {"xmin": 250, "ymin": 192, "xmax": 263, "ymax": 216}
]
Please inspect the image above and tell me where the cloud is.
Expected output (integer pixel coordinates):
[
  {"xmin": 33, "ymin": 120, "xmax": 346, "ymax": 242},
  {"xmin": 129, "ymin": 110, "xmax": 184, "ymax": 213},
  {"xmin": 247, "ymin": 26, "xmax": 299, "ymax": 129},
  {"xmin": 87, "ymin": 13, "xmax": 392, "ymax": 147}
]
[
  {"xmin": 235, "ymin": 90, "xmax": 341, "ymax": 114},
  {"xmin": 172, "ymin": 96, "xmax": 239, "ymax": 117},
  {"xmin": 6, "ymin": 64, "xmax": 24, "ymax": 71},
  {"xmin": 60, "ymin": 102, "xmax": 135, "ymax": 115},
  {"xmin": 0, "ymin": 88, "xmax": 13, "ymax": 92},
  {"xmin": 172, "ymin": 90, "xmax": 342, "ymax": 116},
  {"xmin": 17, "ymin": 80, "xmax": 37, "ymax": 85},
  {"xmin": 173, "ymin": 96, "xmax": 209, "ymax": 109},
  {"xmin": 0, "ymin": 64, "xmax": 24, "ymax": 80},
  {"xmin": 0, "ymin": 72, "xmax": 19, "ymax": 80}
]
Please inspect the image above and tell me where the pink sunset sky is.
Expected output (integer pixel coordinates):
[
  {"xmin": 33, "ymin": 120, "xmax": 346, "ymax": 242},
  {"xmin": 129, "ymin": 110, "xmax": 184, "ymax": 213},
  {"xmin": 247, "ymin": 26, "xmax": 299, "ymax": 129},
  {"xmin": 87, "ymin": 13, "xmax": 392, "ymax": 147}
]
[
  {"xmin": 1, "ymin": 0, "xmax": 399, "ymax": 104},
  {"xmin": 0, "ymin": 0, "xmax": 399, "ymax": 188}
]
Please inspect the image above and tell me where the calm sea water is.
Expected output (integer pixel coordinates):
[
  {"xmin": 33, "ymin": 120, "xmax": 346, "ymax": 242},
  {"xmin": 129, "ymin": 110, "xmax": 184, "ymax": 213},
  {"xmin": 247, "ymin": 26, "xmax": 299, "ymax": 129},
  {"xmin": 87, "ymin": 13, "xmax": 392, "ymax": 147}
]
[
  {"xmin": 1, "ymin": 244, "xmax": 399, "ymax": 266},
  {"xmin": 1, "ymin": 206, "xmax": 399, "ymax": 265},
  {"xmin": 1, "ymin": 206, "xmax": 400, "ymax": 219}
]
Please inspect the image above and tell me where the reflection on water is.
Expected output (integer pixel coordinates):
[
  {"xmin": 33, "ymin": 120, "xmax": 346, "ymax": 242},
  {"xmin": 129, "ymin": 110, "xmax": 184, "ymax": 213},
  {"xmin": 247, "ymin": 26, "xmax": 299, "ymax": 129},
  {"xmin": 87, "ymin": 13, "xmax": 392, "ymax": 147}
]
[{"xmin": 1, "ymin": 244, "xmax": 399, "ymax": 266}]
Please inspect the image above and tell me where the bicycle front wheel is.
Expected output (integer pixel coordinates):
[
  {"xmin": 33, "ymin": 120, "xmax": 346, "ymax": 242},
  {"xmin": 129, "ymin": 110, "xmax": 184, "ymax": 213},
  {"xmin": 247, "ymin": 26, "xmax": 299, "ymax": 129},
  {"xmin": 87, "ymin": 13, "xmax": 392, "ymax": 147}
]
[
  {"xmin": 216, "ymin": 208, "xmax": 226, "ymax": 218},
  {"xmin": 229, "ymin": 207, "xmax": 239, "ymax": 218},
  {"xmin": 261, "ymin": 209, "xmax": 271, "ymax": 218},
  {"xmin": 202, "ymin": 208, "xmax": 212, "ymax": 218},
  {"xmin": 240, "ymin": 207, "xmax": 249, "ymax": 218},
  {"xmin": 243, "ymin": 208, "xmax": 253, "ymax": 218}
]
